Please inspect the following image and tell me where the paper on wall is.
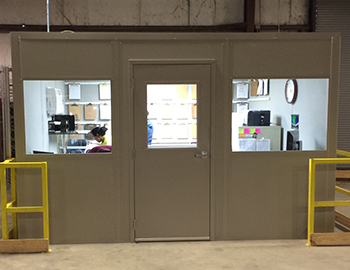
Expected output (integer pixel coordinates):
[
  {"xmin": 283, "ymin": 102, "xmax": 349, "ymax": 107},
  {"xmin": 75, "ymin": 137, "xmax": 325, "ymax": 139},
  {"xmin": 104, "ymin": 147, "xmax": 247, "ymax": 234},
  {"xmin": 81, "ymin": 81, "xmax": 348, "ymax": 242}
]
[
  {"xmin": 236, "ymin": 83, "xmax": 249, "ymax": 99},
  {"xmin": 68, "ymin": 84, "xmax": 81, "ymax": 100},
  {"xmin": 84, "ymin": 104, "xmax": 97, "ymax": 120},
  {"xmin": 237, "ymin": 103, "xmax": 249, "ymax": 113},
  {"xmin": 239, "ymin": 139, "xmax": 256, "ymax": 151},
  {"xmin": 68, "ymin": 104, "xmax": 81, "ymax": 120},
  {"xmin": 99, "ymin": 84, "xmax": 111, "ymax": 100},
  {"xmin": 256, "ymin": 139, "xmax": 270, "ymax": 151},
  {"xmin": 100, "ymin": 104, "xmax": 111, "ymax": 120}
]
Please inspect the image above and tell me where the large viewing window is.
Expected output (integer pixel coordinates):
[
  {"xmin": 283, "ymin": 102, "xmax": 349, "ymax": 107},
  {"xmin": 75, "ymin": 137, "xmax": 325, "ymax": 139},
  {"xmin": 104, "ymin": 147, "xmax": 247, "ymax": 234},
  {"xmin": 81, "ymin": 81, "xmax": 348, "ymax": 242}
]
[
  {"xmin": 232, "ymin": 78, "xmax": 329, "ymax": 152},
  {"xmin": 23, "ymin": 80, "xmax": 112, "ymax": 154}
]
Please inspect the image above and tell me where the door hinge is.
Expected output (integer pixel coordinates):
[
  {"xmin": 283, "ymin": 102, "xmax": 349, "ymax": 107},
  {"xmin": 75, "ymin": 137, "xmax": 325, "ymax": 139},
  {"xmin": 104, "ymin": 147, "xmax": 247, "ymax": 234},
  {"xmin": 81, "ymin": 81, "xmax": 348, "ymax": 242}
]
[
  {"xmin": 133, "ymin": 219, "xmax": 137, "ymax": 230},
  {"xmin": 132, "ymin": 149, "xmax": 136, "ymax": 159}
]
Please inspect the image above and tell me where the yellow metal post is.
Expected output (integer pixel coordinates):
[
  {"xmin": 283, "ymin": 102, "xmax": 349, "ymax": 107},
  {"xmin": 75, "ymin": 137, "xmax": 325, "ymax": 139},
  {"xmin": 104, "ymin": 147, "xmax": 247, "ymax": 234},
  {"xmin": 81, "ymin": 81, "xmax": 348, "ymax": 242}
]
[
  {"xmin": 41, "ymin": 163, "xmax": 49, "ymax": 239},
  {"xmin": 308, "ymin": 151, "xmax": 350, "ymax": 246},
  {"xmin": 307, "ymin": 159, "xmax": 316, "ymax": 246},
  {"xmin": 10, "ymin": 168, "xmax": 18, "ymax": 238},
  {"xmin": 0, "ymin": 159, "xmax": 50, "ymax": 252},
  {"xmin": 1, "ymin": 167, "xmax": 8, "ymax": 240}
]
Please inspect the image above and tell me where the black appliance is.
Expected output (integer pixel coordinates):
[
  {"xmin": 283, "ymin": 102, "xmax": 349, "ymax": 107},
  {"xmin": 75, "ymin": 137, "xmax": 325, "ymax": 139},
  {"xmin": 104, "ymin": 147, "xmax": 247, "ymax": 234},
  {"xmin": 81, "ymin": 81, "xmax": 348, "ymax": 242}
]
[
  {"xmin": 287, "ymin": 130, "xmax": 302, "ymax": 150},
  {"xmin": 247, "ymin": 110, "xmax": 270, "ymax": 126},
  {"xmin": 48, "ymin": 114, "xmax": 75, "ymax": 133}
]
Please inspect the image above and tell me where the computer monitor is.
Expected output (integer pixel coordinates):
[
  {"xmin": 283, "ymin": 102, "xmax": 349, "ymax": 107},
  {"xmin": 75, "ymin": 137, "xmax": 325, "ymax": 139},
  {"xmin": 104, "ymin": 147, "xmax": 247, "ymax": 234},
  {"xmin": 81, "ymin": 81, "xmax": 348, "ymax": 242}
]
[{"xmin": 286, "ymin": 130, "xmax": 302, "ymax": 150}]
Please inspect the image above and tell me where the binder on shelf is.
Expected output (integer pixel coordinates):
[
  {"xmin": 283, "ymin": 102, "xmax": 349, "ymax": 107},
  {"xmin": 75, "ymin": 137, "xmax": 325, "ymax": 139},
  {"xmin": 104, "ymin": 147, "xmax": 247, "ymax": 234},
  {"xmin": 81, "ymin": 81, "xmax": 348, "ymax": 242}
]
[{"xmin": 250, "ymin": 80, "xmax": 259, "ymax": 96}]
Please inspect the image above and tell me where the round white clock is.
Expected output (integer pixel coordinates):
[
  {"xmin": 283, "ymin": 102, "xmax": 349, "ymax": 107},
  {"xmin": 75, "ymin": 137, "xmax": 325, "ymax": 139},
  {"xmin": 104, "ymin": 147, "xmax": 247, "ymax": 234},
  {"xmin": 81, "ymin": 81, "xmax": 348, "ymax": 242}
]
[{"xmin": 285, "ymin": 79, "xmax": 298, "ymax": 104}]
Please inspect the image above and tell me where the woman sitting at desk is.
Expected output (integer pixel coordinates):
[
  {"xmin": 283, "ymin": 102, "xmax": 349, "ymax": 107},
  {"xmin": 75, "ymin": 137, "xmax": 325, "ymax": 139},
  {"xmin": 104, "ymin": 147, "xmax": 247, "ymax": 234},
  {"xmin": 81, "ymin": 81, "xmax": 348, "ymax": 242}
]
[
  {"xmin": 87, "ymin": 126, "xmax": 111, "ymax": 153},
  {"xmin": 91, "ymin": 126, "xmax": 108, "ymax": 145}
]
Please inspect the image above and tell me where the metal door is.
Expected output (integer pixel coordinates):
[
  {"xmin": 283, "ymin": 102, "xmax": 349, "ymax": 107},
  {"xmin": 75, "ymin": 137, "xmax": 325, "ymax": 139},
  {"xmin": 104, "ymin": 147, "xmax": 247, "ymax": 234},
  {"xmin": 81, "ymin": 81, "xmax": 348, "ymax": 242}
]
[{"xmin": 133, "ymin": 63, "xmax": 211, "ymax": 241}]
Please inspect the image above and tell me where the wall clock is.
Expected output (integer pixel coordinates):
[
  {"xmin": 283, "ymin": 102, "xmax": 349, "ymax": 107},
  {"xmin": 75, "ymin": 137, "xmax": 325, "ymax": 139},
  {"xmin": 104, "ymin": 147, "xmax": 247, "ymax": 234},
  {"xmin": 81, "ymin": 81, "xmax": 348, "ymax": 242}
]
[{"xmin": 285, "ymin": 79, "xmax": 298, "ymax": 104}]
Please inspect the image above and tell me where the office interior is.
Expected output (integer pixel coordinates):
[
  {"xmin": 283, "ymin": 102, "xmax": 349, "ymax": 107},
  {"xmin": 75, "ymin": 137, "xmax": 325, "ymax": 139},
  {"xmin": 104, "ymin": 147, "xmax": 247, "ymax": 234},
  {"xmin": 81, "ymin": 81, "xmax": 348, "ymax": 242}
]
[
  {"xmin": 10, "ymin": 32, "xmax": 340, "ymax": 244},
  {"xmin": 24, "ymin": 80, "xmax": 112, "ymax": 154},
  {"xmin": 231, "ymin": 78, "xmax": 329, "ymax": 152}
]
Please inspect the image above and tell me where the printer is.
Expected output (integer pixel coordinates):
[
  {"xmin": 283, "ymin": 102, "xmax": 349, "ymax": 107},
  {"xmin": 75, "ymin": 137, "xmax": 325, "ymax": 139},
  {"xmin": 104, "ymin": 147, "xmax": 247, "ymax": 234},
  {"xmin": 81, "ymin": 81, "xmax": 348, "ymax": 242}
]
[
  {"xmin": 48, "ymin": 114, "xmax": 75, "ymax": 133},
  {"xmin": 247, "ymin": 110, "xmax": 270, "ymax": 126}
]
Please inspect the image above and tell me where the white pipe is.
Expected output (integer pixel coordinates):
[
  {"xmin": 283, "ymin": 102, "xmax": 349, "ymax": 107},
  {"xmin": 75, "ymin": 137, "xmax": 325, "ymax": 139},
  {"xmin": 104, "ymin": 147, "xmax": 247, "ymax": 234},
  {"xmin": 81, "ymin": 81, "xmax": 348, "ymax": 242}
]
[{"xmin": 47, "ymin": 0, "xmax": 50, "ymax": 32}]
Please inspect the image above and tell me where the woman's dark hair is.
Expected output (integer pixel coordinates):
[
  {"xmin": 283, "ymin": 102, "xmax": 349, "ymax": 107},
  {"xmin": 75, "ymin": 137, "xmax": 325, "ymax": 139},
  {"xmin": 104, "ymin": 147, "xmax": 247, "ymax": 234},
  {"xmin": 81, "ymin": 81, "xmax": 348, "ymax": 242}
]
[{"xmin": 91, "ymin": 126, "xmax": 108, "ymax": 136}]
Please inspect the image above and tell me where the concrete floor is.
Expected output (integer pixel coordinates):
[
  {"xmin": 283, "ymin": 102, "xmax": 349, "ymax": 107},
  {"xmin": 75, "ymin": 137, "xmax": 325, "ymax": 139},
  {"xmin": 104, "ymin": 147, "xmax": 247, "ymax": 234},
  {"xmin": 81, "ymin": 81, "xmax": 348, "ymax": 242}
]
[
  {"xmin": 1, "ymin": 240, "xmax": 350, "ymax": 270},
  {"xmin": 2, "ymin": 183, "xmax": 350, "ymax": 269}
]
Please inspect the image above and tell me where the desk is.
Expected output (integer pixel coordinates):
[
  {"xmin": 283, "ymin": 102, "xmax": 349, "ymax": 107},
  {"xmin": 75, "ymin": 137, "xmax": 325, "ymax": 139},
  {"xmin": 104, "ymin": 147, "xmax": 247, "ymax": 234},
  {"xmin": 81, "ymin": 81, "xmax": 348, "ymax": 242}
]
[{"xmin": 49, "ymin": 131, "xmax": 89, "ymax": 154}]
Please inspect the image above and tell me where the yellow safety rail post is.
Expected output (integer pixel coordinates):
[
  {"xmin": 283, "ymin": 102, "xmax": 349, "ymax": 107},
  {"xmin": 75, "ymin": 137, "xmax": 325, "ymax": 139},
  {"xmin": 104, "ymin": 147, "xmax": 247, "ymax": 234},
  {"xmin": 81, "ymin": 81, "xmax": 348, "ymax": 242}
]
[
  {"xmin": 307, "ymin": 150, "xmax": 350, "ymax": 246},
  {"xmin": 0, "ymin": 158, "xmax": 50, "ymax": 253}
]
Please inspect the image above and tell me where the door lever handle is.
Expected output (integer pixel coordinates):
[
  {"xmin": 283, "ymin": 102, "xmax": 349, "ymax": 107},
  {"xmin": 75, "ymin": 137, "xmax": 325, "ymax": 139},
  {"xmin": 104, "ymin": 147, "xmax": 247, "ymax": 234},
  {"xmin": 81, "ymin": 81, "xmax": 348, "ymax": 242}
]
[{"xmin": 195, "ymin": 150, "xmax": 208, "ymax": 159}]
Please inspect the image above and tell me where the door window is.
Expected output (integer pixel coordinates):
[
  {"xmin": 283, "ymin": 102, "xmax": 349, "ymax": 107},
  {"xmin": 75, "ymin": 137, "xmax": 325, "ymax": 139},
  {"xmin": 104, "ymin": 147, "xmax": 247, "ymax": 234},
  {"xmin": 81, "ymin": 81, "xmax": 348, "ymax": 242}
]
[{"xmin": 147, "ymin": 84, "xmax": 197, "ymax": 148}]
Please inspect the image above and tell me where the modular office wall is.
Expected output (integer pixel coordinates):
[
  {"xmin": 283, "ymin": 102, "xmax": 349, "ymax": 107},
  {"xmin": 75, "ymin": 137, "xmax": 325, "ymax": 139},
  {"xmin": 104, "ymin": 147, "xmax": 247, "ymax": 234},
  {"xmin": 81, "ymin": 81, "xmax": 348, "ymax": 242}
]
[{"xmin": 11, "ymin": 32, "xmax": 340, "ymax": 243}]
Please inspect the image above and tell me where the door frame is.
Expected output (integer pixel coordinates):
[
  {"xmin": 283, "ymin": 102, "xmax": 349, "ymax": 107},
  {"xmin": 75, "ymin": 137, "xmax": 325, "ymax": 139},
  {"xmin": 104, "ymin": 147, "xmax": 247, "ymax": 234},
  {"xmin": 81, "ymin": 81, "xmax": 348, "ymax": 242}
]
[{"xmin": 129, "ymin": 59, "xmax": 217, "ymax": 242}]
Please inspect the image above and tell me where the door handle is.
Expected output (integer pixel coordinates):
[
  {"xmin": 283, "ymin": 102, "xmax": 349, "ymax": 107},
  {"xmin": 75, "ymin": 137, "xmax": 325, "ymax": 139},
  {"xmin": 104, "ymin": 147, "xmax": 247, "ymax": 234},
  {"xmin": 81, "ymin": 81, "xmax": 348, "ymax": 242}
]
[{"xmin": 195, "ymin": 150, "xmax": 208, "ymax": 159}]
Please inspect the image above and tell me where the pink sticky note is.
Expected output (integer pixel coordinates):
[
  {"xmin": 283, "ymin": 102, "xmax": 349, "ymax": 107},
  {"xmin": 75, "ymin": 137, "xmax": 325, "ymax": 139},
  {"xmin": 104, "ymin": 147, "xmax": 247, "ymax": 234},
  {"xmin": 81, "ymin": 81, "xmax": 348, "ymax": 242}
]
[
  {"xmin": 255, "ymin": 128, "xmax": 261, "ymax": 134},
  {"xmin": 244, "ymin": 128, "xmax": 250, "ymax": 134}
]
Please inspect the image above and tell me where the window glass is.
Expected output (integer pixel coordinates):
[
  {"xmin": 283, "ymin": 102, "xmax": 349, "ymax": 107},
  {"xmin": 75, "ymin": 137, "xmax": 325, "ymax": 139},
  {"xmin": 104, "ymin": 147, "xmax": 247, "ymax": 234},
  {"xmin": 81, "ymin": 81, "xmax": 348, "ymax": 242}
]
[
  {"xmin": 23, "ymin": 80, "xmax": 112, "ymax": 154},
  {"xmin": 147, "ymin": 84, "xmax": 197, "ymax": 148},
  {"xmin": 231, "ymin": 78, "xmax": 329, "ymax": 152}
]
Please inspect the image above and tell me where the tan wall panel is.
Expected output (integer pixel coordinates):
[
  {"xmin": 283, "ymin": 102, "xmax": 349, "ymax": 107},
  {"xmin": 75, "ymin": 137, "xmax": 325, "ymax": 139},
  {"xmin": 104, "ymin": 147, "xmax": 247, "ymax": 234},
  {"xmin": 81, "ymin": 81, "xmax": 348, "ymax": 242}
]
[
  {"xmin": 227, "ymin": 152, "xmax": 335, "ymax": 240},
  {"xmin": 19, "ymin": 39, "xmax": 114, "ymax": 78},
  {"xmin": 231, "ymin": 38, "xmax": 332, "ymax": 78},
  {"xmin": 16, "ymin": 155, "xmax": 118, "ymax": 244}
]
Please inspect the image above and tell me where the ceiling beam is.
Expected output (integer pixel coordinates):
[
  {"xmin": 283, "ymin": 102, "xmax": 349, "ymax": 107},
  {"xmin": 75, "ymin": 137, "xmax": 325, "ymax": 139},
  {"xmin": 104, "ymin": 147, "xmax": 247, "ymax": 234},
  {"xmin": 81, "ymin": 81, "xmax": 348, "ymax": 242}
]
[
  {"xmin": 0, "ymin": 24, "xmax": 246, "ymax": 34},
  {"xmin": 244, "ymin": 0, "xmax": 256, "ymax": 32}
]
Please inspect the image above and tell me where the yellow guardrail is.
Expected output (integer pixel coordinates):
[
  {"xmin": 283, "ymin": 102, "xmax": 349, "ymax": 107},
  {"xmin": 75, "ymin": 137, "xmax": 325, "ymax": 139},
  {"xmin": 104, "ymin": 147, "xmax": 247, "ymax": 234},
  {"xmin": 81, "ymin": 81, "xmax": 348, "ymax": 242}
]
[
  {"xmin": 0, "ymin": 158, "xmax": 49, "ymax": 253},
  {"xmin": 308, "ymin": 150, "xmax": 350, "ymax": 246}
]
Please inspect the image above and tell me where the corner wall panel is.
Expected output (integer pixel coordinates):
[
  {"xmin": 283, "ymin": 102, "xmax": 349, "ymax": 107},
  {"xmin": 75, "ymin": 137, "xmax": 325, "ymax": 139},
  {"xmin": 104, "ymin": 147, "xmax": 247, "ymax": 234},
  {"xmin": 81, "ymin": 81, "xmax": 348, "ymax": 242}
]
[{"xmin": 316, "ymin": 1, "xmax": 350, "ymax": 163}]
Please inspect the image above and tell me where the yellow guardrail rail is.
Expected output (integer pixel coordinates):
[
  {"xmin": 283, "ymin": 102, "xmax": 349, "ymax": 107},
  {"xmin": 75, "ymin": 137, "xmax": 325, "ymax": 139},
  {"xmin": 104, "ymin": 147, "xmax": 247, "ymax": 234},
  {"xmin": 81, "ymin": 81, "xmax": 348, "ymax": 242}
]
[
  {"xmin": 308, "ymin": 150, "xmax": 350, "ymax": 246},
  {"xmin": 0, "ymin": 158, "xmax": 50, "ymax": 253}
]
